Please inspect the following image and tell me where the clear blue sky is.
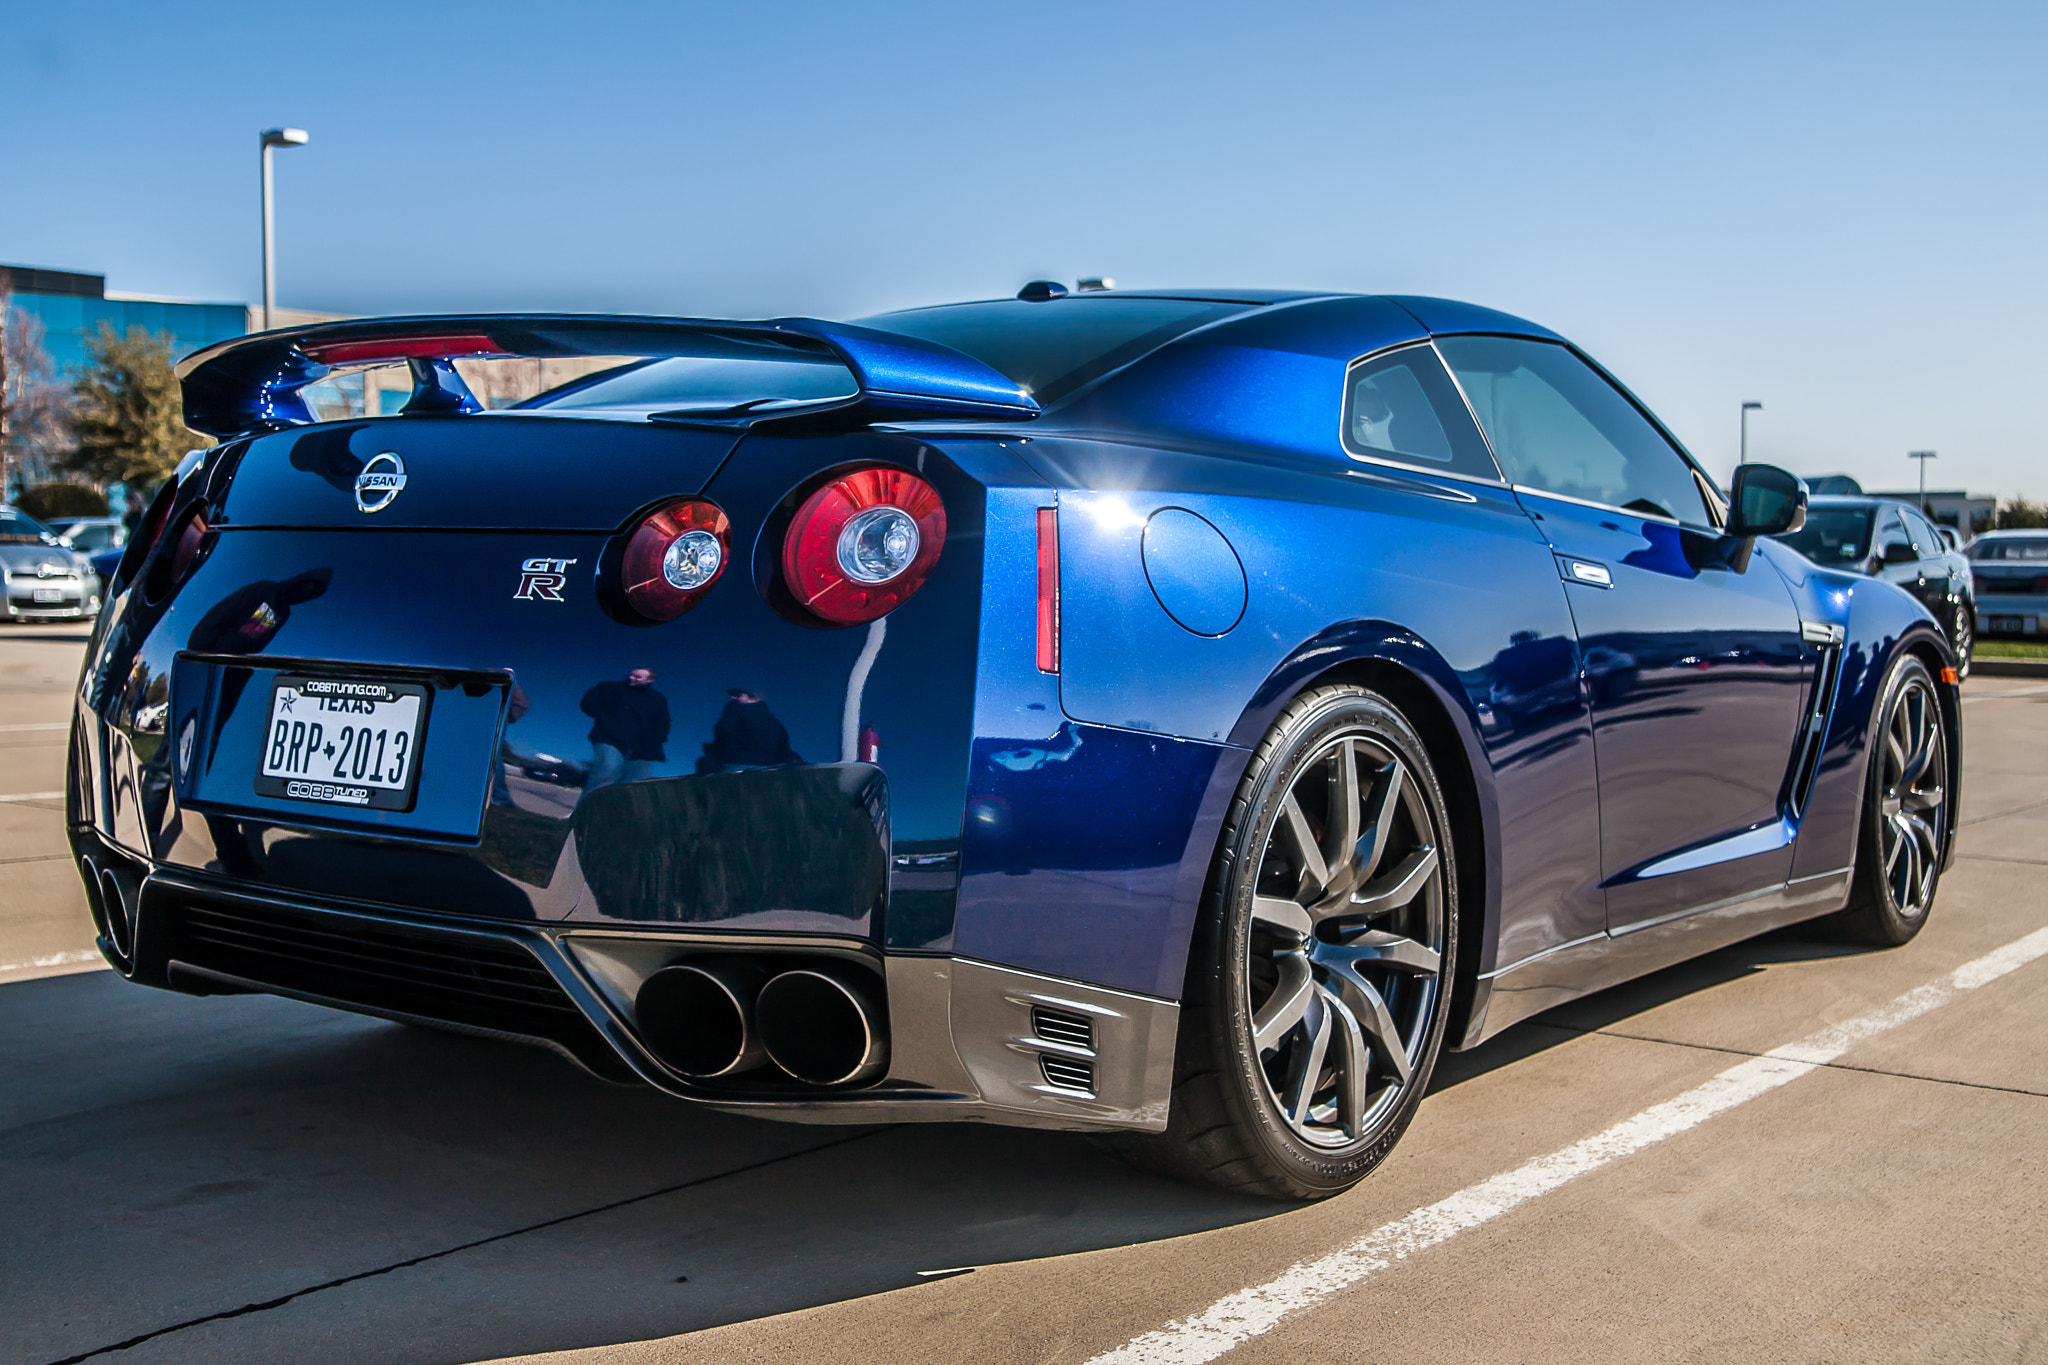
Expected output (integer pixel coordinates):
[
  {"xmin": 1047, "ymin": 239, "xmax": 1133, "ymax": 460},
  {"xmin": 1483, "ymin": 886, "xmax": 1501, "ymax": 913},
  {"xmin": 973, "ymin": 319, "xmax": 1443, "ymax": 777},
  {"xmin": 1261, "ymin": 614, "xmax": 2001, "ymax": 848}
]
[{"xmin": 6, "ymin": 1, "xmax": 2043, "ymax": 495}]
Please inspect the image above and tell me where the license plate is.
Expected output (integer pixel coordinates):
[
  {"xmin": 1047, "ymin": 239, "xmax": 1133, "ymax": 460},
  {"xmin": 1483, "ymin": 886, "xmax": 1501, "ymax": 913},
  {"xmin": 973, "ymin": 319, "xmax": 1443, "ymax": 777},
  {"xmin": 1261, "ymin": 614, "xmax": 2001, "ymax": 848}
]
[
  {"xmin": 253, "ymin": 675, "xmax": 429, "ymax": 811},
  {"xmin": 1992, "ymin": 616, "xmax": 2023, "ymax": 633},
  {"xmin": 32, "ymin": 587, "xmax": 64, "ymax": 603}
]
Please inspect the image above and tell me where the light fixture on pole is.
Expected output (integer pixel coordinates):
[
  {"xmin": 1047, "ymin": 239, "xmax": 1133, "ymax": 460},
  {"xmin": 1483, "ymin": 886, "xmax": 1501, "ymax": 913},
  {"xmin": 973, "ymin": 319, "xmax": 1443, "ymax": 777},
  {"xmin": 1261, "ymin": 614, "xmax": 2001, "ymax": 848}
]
[
  {"xmin": 259, "ymin": 127, "xmax": 310, "ymax": 332},
  {"xmin": 1909, "ymin": 450, "xmax": 1937, "ymax": 515},
  {"xmin": 1739, "ymin": 401, "xmax": 1763, "ymax": 464}
]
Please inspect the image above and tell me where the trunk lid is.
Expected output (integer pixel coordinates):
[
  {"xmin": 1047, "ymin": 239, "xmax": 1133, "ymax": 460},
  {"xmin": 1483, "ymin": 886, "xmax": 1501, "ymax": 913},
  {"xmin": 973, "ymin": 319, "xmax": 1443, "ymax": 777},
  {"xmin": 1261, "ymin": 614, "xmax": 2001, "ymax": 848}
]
[{"xmin": 217, "ymin": 415, "xmax": 740, "ymax": 531}]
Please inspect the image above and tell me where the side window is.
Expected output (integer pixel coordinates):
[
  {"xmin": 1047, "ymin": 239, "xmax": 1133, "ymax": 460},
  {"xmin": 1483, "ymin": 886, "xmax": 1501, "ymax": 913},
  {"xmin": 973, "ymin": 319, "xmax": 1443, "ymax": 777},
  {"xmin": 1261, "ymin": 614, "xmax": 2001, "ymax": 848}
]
[
  {"xmin": 1875, "ymin": 510, "xmax": 1914, "ymax": 561},
  {"xmin": 1341, "ymin": 345, "xmax": 1500, "ymax": 481},
  {"xmin": 1436, "ymin": 336, "xmax": 1712, "ymax": 525},
  {"xmin": 1903, "ymin": 509, "xmax": 1942, "ymax": 556}
]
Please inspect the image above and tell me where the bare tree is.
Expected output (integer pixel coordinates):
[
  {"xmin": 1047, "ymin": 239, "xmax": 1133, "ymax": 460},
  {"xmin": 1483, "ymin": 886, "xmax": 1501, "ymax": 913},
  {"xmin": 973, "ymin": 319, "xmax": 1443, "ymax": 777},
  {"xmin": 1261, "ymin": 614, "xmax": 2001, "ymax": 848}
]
[{"xmin": 0, "ymin": 293, "xmax": 75, "ymax": 502}]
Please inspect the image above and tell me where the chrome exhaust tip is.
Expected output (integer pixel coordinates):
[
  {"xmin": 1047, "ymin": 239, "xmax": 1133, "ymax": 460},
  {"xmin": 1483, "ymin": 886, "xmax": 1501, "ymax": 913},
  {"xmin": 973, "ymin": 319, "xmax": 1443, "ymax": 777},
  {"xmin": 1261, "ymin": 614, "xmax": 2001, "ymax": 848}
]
[
  {"xmin": 97, "ymin": 865, "xmax": 134, "ymax": 960},
  {"xmin": 756, "ymin": 967, "xmax": 889, "ymax": 1087},
  {"xmin": 633, "ymin": 960, "xmax": 768, "ymax": 1078}
]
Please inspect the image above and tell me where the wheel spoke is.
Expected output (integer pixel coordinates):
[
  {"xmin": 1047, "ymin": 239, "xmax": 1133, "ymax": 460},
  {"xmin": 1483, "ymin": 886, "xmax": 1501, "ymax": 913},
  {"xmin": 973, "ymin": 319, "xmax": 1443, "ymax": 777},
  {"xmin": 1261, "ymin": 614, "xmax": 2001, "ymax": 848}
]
[
  {"xmin": 1323, "ymin": 740, "xmax": 1361, "ymax": 894},
  {"xmin": 1902, "ymin": 693, "xmax": 1937, "ymax": 786},
  {"xmin": 1325, "ymin": 967, "xmax": 1413, "ymax": 1086},
  {"xmin": 1278, "ymin": 793, "xmax": 1330, "ymax": 897},
  {"xmin": 1902, "ymin": 808, "xmax": 1940, "ymax": 863},
  {"xmin": 1252, "ymin": 894, "xmax": 1313, "ymax": 939},
  {"xmin": 1281, "ymin": 994, "xmax": 1333, "ymax": 1124},
  {"xmin": 1252, "ymin": 953, "xmax": 1314, "ymax": 1052},
  {"xmin": 1329, "ymin": 845, "xmax": 1438, "ymax": 920},
  {"xmin": 1903, "ymin": 783, "xmax": 1944, "ymax": 814},
  {"xmin": 1323, "ymin": 988, "xmax": 1372, "ymax": 1139},
  {"xmin": 1323, "ymin": 930, "xmax": 1441, "ymax": 976}
]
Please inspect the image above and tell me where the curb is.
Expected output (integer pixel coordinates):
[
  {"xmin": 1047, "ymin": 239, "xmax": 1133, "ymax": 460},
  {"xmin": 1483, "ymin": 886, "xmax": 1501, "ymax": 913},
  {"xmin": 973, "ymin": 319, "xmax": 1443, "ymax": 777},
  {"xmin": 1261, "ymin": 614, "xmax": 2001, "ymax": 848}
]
[{"xmin": 1971, "ymin": 657, "xmax": 2048, "ymax": 678}]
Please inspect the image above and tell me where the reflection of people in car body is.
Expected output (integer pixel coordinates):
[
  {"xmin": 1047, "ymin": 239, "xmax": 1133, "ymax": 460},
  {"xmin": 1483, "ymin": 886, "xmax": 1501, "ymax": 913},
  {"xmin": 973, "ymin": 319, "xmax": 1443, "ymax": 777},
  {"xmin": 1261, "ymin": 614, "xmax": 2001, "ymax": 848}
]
[
  {"xmin": 580, "ymin": 667, "xmax": 670, "ymax": 791},
  {"xmin": 696, "ymin": 688, "xmax": 803, "ymax": 773}
]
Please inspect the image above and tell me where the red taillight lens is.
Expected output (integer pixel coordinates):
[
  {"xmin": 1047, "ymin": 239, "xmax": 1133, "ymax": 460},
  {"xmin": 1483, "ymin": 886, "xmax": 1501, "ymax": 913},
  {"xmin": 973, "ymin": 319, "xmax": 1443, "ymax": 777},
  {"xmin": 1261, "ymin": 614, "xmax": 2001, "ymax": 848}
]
[
  {"xmin": 1036, "ymin": 506, "xmax": 1060, "ymax": 672},
  {"xmin": 619, "ymin": 499, "xmax": 731, "ymax": 621},
  {"xmin": 782, "ymin": 468, "xmax": 946, "ymax": 625},
  {"xmin": 146, "ymin": 503, "xmax": 209, "ymax": 602}
]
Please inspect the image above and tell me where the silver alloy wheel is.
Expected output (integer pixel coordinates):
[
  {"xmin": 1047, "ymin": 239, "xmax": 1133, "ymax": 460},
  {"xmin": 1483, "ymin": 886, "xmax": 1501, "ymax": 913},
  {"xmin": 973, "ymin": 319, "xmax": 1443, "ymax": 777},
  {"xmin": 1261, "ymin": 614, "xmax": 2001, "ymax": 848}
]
[
  {"xmin": 1245, "ymin": 733, "xmax": 1445, "ymax": 1148},
  {"xmin": 1878, "ymin": 674, "xmax": 1947, "ymax": 919}
]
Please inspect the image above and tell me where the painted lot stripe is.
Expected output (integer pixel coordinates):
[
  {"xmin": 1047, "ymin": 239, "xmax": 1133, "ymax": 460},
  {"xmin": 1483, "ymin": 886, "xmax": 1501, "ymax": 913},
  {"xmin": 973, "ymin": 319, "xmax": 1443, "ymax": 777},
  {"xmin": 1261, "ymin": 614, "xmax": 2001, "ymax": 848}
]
[
  {"xmin": 1963, "ymin": 684, "xmax": 2048, "ymax": 703},
  {"xmin": 0, "ymin": 948, "xmax": 103, "ymax": 974},
  {"xmin": 0, "ymin": 790, "xmax": 64, "ymax": 803},
  {"xmin": 0, "ymin": 721, "xmax": 67, "ymax": 732},
  {"xmin": 1089, "ymin": 925, "xmax": 2048, "ymax": 1365}
]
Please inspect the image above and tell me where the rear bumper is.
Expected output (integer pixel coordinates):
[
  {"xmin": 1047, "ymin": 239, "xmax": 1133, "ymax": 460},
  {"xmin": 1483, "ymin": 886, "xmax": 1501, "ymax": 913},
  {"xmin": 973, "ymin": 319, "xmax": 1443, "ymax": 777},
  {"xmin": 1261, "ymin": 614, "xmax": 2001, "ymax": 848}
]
[
  {"xmin": 1977, "ymin": 598, "xmax": 2048, "ymax": 635},
  {"xmin": 73, "ymin": 828, "xmax": 1178, "ymax": 1133}
]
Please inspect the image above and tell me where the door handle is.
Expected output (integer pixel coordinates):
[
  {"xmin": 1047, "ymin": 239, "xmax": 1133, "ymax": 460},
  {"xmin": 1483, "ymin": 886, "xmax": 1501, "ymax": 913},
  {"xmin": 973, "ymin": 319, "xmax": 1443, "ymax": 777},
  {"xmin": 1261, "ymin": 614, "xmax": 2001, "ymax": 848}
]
[{"xmin": 1556, "ymin": 556, "xmax": 1612, "ymax": 588}]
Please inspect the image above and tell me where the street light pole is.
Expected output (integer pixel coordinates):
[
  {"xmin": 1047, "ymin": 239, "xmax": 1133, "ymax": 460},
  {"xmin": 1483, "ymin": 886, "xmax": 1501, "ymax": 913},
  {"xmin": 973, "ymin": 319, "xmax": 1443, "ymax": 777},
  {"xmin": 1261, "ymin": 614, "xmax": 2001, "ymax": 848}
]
[
  {"xmin": 1909, "ymin": 450, "xmax": 1937, "ymax": 516},
  {"xmin": 259, "ymin": 128, "xmax": 310, "ymax": 331},
  {"xmin": 1740, "ymin": 401, "xmax": 1763, "ymax": 464}
]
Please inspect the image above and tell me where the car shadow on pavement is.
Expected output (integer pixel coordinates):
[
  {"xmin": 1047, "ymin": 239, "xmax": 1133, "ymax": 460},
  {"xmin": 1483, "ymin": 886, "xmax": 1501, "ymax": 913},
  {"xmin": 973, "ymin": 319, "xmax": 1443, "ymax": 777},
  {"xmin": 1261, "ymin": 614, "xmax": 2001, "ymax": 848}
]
[
  {"xmin": 1, "ymin": 970, "xmax": 1280, "ymax": 1365},
  {"xmin": 1431, "ymin": 923, "xmax": 1875, "ymax": 1094}
]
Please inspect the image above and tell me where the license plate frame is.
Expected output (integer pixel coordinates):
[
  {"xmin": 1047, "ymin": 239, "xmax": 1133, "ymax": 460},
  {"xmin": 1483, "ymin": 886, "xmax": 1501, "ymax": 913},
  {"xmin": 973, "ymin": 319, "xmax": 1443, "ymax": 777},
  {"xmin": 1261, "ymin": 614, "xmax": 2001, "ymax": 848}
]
[{"xmin": 253, "ymin": 674, "xmax": 431, "ymax": 812}]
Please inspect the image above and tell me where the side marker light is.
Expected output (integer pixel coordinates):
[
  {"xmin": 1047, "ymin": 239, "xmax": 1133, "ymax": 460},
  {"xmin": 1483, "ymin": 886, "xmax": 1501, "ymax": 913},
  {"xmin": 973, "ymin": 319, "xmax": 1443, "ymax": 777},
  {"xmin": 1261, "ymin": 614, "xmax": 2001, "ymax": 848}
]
[{"xmin": 1036, "ymin": 506, "xmax": 1060, "ymax": 673}]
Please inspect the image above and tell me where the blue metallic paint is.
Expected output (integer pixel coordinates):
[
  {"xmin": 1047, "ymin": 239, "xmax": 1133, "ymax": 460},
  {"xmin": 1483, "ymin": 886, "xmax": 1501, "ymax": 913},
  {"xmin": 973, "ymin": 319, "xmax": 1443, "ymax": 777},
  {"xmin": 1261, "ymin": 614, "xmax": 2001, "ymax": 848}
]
[{"xmin": 71, "ymin": 289, "xmax": 1961, "ymax": 1125}]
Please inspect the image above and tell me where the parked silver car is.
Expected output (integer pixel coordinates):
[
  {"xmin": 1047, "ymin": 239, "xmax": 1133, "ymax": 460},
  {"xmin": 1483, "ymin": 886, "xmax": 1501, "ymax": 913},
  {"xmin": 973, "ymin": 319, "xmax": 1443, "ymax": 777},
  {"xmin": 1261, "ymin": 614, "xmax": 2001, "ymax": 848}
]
[
  {"xmin": 1969, "ymin": 530, "xmax": 2048, "ymax": 637},
  {"xmin": 0, "ymin": 506, "xmax": 100, "ymax": 621}
]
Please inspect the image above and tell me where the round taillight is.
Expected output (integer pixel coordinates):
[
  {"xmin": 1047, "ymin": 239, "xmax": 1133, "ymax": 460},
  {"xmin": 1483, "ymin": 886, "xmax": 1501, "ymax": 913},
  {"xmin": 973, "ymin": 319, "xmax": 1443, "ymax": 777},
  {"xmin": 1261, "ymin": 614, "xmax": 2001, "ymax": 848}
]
[
  {"xmin": 619, "ymin": 498, "xmax": 730, "ymax": 621},
  {"xmin": 782, "ymin": 468, "xmax": 946, "ymax": 625},
  {"xmin": 146, "ymin": 503, "xmax": 210, "ymax": 602}
]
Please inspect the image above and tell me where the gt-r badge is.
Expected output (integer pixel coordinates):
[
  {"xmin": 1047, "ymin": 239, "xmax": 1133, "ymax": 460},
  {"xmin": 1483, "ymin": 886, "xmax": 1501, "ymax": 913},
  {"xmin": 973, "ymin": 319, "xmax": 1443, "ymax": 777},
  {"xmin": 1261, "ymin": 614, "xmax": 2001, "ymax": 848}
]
[
  {"xmin": 514, "ymin": 557, "xmax": 577, "ymax": 601},
  {"xmin": 354, "ymin": 452, "xmax": 408, "ymax": 513}
]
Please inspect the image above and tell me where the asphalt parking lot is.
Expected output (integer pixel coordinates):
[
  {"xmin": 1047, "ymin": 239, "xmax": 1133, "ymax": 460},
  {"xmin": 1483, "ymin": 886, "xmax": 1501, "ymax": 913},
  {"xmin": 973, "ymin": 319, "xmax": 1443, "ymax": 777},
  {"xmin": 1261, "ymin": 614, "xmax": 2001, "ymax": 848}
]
[{"xmin": 5, "ymin": 623, "xmax": 2044, "ymax": 1365}]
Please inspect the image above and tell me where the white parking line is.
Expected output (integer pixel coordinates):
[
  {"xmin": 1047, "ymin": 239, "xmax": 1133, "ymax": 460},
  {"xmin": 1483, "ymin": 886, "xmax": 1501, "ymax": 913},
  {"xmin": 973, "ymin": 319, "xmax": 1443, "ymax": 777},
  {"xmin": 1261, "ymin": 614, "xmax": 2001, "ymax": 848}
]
[
  {"xmin": 0, "ymin": 790, "xmax": 64, "ymax": 803},
  {"xmin": 0, "ymin": 722, "xmax": 67, "ymax": 732},
  {"xmin": 1963, "ymin": 684, "xmax": 2048, "ymax": 704},
  {"xmin": 0, "ymin": 948, "xmax": 104, "ymax": 974},
  {"xmin": 1088, "ymin": 925, "xmax": 2048, "ymax": 1365}
]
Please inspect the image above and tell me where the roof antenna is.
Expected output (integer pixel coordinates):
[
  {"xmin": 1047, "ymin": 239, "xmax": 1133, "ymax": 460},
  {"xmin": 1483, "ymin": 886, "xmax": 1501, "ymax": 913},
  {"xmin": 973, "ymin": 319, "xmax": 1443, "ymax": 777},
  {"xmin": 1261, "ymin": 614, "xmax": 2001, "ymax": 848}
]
[
  {"xmin": 1017, "ymin": 280, "xmax": 1068, "ymax": 302},
  {"xmin": 1075, "ymin": 276, "xmax": 1115, "ymax": 292}
]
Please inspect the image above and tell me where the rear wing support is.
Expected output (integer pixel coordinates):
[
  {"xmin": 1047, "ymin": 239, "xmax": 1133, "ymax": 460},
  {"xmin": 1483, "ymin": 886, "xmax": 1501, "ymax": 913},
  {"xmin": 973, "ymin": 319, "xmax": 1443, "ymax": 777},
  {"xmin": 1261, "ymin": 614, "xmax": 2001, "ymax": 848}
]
[{"xmin": 175, "ymin": 314, "xmax": 1040, "ymax": 439}]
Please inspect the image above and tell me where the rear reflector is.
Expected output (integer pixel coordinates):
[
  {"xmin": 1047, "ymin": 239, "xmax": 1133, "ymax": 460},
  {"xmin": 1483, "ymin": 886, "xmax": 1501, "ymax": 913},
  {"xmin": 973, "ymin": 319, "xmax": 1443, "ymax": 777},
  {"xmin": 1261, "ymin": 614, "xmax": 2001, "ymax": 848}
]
[
  {"xmin": 1036, "ymin": 506, "xmax": 1060, "ymax": 673},
  {"xmin": 1941, "ymin": 666, "xmax": 1960, "ymax": 685}
]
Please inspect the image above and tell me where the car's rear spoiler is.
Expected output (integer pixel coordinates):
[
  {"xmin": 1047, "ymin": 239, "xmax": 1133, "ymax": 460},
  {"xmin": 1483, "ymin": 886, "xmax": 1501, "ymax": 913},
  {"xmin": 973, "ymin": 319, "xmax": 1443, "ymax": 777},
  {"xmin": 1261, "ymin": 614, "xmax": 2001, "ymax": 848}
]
[{"xmin": 175, "ymin": 313, "xmax": 1040, "ymax": 438}]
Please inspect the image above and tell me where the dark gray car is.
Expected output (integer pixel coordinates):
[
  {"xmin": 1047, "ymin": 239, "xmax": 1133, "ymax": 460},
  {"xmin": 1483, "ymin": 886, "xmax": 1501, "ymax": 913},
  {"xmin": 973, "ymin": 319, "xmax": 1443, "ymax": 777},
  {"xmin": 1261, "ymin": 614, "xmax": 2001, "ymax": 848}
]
[{"xmin": 1773, "ymin": 494, "xmax": 1975, "ymax": 674}]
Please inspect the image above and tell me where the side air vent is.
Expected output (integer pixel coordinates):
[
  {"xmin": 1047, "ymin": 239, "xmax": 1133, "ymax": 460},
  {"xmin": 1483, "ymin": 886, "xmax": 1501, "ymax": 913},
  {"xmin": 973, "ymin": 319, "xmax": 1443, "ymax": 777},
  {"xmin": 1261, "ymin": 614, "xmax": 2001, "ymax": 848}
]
[
  {"xmin": 1031, "ymin": 1006, "xmax": 1094, "ymax": 1051},
  {"xmin": 1039, "ymin": 1055, "xmax": 1097, "ymax": 1093},
  {"xmin": 1784, "ymin": 633, "xmax": 1846, "ymax": 818}
]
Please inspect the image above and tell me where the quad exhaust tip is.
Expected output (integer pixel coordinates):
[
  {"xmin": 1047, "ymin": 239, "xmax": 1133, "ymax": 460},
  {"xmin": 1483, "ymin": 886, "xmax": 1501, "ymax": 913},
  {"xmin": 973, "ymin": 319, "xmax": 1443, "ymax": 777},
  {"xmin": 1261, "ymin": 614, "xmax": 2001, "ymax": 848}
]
[
  {"xmin": 629, "ymin": 956, "xmax": 890, "ymax": 1088},
  {"xmin": 756, "ymin": 967, "xmax": 890, "ymax": 1087},
  {"xmin": 633, "ymin": 961, "xmax": 768, "ymax": 1078}
]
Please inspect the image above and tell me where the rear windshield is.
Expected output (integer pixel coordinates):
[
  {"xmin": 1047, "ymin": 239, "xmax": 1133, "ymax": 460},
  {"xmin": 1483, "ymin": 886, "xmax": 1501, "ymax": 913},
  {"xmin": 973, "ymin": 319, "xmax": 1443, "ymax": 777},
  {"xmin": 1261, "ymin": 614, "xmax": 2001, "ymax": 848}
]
[
  {"xmin": 527, "ymin": 344, "xmax": 856, "ymax": 417},
  {"xmin": 860, "ymin": 297, "xmax": 1250, "ymax": 405},
  {"xmin": 1969, "ymin": 536, "xmax": 2048, "ymax": 560},
  {"xmin": 1773, "ymin": 505, "xmax": 1873, "ymax": 564},
  {"xmin": 0, "ymin": 509, "xmax": 56, "ymax": 545}
]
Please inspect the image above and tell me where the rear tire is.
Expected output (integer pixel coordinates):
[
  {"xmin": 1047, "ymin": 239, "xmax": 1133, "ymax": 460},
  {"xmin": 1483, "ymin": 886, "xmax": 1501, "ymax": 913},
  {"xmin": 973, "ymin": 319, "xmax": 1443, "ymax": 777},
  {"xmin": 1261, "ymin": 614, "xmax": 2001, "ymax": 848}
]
[
  {"xmin": 1829, "ymin": 655, "xmax": 1952, "ymax": 947},
  {"xmin": 1122, "ymin": 684, "xmax": 1457, "ymax": 1201}
]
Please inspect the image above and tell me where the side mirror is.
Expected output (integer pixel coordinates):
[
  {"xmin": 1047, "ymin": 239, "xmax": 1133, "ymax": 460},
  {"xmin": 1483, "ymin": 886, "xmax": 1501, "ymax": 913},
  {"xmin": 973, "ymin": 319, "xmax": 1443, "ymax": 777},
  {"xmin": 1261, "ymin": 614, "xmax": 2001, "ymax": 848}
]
[
  {"xmin": 1882, "ymin": 541, "xmax": 1918, "ymax": 566},
  {"xmin": 1726, "ymin": 464, "xmax": 1808, "ymax": 538}
]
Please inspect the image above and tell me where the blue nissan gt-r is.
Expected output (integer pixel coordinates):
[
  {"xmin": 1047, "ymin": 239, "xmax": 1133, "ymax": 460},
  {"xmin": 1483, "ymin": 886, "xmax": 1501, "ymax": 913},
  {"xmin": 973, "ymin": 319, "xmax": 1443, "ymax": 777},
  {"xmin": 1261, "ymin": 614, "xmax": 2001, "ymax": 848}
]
[{"xmin": 68, "ymin": 285, "xmax": 1959, "ymax": 1200}]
